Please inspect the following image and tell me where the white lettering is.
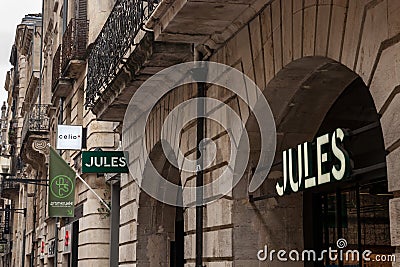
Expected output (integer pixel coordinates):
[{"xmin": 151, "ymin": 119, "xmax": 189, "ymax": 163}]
[
  {"xmin": 288, "ymin": 148, "xmax": 299, "ymax": 192},
  {"xmin": 119, "ymin": 157, "xmax": 126, "ymax": 167},
  {"xmin": 317, "ymin": 133, "xmax": 330, "ymax": 185},
  {"xmin": 331, "ymin": 128, "xmax": 347, "ymax": 180},
  {"xmin": 277, "ymin": 250, "xmax": 287, "ymax": 261},
  {"xmin": 257, "ymin": 245, "xmax": 268, "ymax": 261},
  {"xmin": 111, "ymin": 157, "xmax": 118, "ymax": 167}
]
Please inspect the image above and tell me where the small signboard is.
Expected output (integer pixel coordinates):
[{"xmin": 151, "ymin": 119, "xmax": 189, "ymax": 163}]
[
  {"xmin": 48, "ymin": 240, "xmax": 55, "ymax": 258},
  {"xmin": 62, "ymin": 224, "xmax": 72, "ymax": 254},
  {"xmin": 82, "ymin": 151, "xmax": 128, "ymax": 173},
  {"xmin": 56, "ymin": 125, "xmax": 83, "ymax": 150},
  {"xmin": 39, "ymin": 239, "xmax": 45, "ymax": 259}
]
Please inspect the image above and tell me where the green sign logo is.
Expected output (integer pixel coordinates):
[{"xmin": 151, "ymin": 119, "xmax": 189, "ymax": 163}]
[{"xmin": 50, "ymin": 175, "xmax": 74, "ymax": 199}]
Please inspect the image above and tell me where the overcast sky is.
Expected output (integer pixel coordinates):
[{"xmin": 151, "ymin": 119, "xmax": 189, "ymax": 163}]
[{"xmin": 0, "ymin": 1, "xmax": 42, "ymax": 105}]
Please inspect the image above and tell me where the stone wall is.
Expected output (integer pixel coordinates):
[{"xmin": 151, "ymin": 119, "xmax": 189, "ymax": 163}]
[{"xmin": 119, "ymin": 0, "xmax": 400, "ymax": 266}]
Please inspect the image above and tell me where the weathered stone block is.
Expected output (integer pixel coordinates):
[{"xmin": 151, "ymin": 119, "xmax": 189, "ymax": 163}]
[
  {"xmin": 387, "ymin": 147, "xmax": 400, "ymax": 192},
  {"xmin": 389, "ymin": 198, "xmax": 400, "ymax": 246},
  {"xmin": 356, "ymin": 0, "xmax": 388, "ymax": 82}
]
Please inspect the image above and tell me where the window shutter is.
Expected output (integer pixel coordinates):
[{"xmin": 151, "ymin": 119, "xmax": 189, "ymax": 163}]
[{"xmin": 75, "ymin": 0, "xmax": 87, "ymax": 20}]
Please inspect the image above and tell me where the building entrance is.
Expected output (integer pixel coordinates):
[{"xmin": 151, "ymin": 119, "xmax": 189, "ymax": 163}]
[
  {"xmin": 304, "ymin": 78, "xmax": 394, "ymax": 267},
  {"xmin": 309, "ymin": 180, "xmax": 393, "ymax": 267}
]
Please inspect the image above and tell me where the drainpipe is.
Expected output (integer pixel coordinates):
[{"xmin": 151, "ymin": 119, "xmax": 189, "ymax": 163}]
[
  {"xmin": 38, "ymin": 5, "xmax": 44, "ymax": 107},
  {"xmin": 62, "ymin": 0, "xmax": 68, "ymax": 33},
  {"xmin": 54, "ymin": 97, "xmax": 64, "ymax": 267},
  {"xmin": 21, "ymin": 189, "xmax": 27, "ymax": 267},
  {"xmin": 30, "ymin": 175, "xmax": 38, "ymax": 267},
  {"xmin": 194, "ymin": 48, "xmax": 205, "ymax": 267}
]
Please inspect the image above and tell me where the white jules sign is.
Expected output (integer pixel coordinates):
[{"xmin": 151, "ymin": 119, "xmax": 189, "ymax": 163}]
[
  {"xmin": 276, "ymin": 128, "xmax": 352, "ymax": 196},
  {"xmin": 56, "ymin": 125, "xmax": 83, "ymax": 150}
]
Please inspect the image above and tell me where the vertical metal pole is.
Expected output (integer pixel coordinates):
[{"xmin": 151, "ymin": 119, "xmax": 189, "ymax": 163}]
[
  {"xmin": 38, "ymin": 0, "xmax": 44, "ymax": 107},
  {"xmin": 336, "ymin": 189, "xmax": 343, "ymax": 267},
  {"xmin": 195, "ymin": 61, "xmax": 205, "ymax": 267},
  {"xmin": 59, "ymin": 98, "xmax": 64, "ymax": 125},
  {"xmin": 54, "ymin": 218, "xmax": 59, "ymax": 267},
  {"xmin": 323, "ymin": 194, "xmax": 329, "ymax": 266},
  {"xmin": 110, "ymin": 181, "xmax": 120, "ymax": 267},
  {"xmin": 21, "ymin": 208, "xmax": 27, "ymax": 267},
  {"xmin": 54, "ymin": 96, "xmax": 64, "ymax": 267},
  {"xmin": 62, "ymin": 0, "xmax": 68, "ymax": 33},
  {"xmin": 30, "ymin": 177, "xmax": 38, "ymax": 267},
  {"xmin": 356, "ymin": 185, "xmax": 362, "ymax": 265}
]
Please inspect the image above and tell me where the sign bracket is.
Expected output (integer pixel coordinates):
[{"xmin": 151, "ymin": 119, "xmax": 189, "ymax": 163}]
[{"xmin": 75, "ymin": 172, "xmax": 111, "ymax": 212}]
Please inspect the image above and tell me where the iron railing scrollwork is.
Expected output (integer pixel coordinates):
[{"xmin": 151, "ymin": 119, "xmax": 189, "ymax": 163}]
[
  {"xmin": 62, "ymin": 18, "xmax": 89, "ymax": 72},
  {"xmin": 21, "ymin": 104, "xmax": 50, "ymax": 142},
  {"xmin": 52, "ymin": 45, "xmax": 62, "ymax": 91},
  {"xmin": 86, "ymin": 0, "xmax": 158, "ymax": 107}
]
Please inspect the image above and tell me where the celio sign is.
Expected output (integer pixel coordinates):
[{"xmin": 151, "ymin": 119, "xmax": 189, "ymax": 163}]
[
  {"xmin": 276, "ymin": 128, "xmax": 352, "ymax": 196},
  {"xmin": 56, "ymin": 125, "xmax": 83, "ymax": 150}
]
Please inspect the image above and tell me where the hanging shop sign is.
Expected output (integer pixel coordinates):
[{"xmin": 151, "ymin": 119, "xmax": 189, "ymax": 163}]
[
  {"xmin": 62, "ymin": 224, "xmax": 72, "ymax": 254},
  {"xmin": 276, "ymin": 128, "xmax": 352, "ymax": 196},
  {"xmin": 82, "ymin": 151, "xmax": 128, "ymax": 173},
  {"xmin": 48, "ymin": 147, "xmax": 76, "ymax": 217},
  {"xmin": 3, "ymin": 205, "xmax": 10, "ymax": 234},
  {"xmin": 40, "ymin": 240, "xmax": 45, "ymax": 259},
  {"xmin": 56, "ymin": 125, "xmax": 83, "ymax": 150},
  {"xmin": 48, "ymin": 240, "xmax": 56, "ymax": 258}
]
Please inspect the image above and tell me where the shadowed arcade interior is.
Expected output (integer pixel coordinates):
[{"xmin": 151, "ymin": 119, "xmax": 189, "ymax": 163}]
[
  {"xmin": 232, "ymin": 56, "xmax": 391, "ymax": 266},
  {"xmin": 136, "ymin": 142, "xmax": 184, "ymax": 267}
]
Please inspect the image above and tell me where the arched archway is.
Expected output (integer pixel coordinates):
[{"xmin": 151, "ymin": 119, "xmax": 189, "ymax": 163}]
[
  {"xmin": 136, "ymin": 142, "xmax": 185, "ymax": 267},
  {"xmin": 232, "ymin": 56, "xmax": 391, "ymax": 266}
]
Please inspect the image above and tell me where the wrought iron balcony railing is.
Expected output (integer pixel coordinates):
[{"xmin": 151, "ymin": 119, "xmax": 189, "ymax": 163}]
[
  {"xmin": 1, "ymin": 179, "xmax": 19, "ymax": 193},
  {"xmin": 21, "ymin": 104, "xmax": 50, "ymax": 142},
  {"xmin": 86, "ymin": 0, "xmax": 158, "ymax": 107},
  {"xmin": 7, "ymin": 119, "xmax": 18, "ymax": 145},
  {"xmin": 61, "ymin": 18, "xmax": 89, "ymax": 72},
  {"xmin": 52, "ymin": 45, "xmax": 62, "ymax": 91}
]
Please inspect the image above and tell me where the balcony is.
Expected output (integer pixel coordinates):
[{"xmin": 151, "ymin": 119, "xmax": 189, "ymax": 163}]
[
  {"xmin": 0, "ymin": 178, "xmax": 19, "ymax": 199},
  {"xmin": 8, "ymin": 119, "xmax": 18, "ymax": 145},
  {"xmin": 21, "ymin": 71, "xmax": 40, "ymax": 115},
  {"xmin": 52, "ymin": 45, "xmax": 72, "ymax": 100},
  {"xmin": 20, "ymin": 105, "xmax": 50, "ymax": 172},
  {"xmin": 146, "ymin": 0, "xmax": 265, "ymax": 48},
  {"xmin": 86, "ymin": 0, "xmax": 192, "ymax": 121},
  {"xmin": 61, "ymin": 18, "xmax": 88, "ymax": 78},
  {"xmin": 21, "ymin": 104, "xmax": 50, "ymax": 143}
]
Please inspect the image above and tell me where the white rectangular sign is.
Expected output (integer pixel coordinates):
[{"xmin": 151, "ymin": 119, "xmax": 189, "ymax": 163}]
[
  {"xmin": 56, "ymin": 125, "xmax": 83, "ymax": 150},
  {"xmin": 62, "ymin": 224, "xmax": 72, "ymax": 254}
]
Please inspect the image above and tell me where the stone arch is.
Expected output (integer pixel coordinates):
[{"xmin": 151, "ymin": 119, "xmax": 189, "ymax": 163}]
[
  {"xmin": 136, "ymin": 141, "xmax": 184, "ymax": 267},
  {"xmin": 232, "ymin": 56, "xmax": 389, "ymax": 265},
  {"xmin": 213, "ymin": 1, "xmax": 400, "ymax": 194}
]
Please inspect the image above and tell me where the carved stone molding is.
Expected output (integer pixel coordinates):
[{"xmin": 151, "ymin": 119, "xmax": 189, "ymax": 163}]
[
  {"xmin": 21, "ymin": 137, "xmax": 49, "ymax": 176},
  {"xmin": 32, "ymin": 140, "xmax": 49, "ymax": 158}
]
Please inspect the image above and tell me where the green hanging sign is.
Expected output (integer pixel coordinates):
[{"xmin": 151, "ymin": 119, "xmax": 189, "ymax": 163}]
[
  {"xmin": 48, "ymin": 147, "xmax": 76, "ymax": 217},
  {"xmin": 81, "ymin": 151, "xmax": 128, "ymax": 173}
]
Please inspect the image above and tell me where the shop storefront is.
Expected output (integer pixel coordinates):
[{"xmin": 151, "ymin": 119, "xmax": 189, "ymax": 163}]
[
  {"xmin": 267, "ymin": 75, "xmax": 394, "ymax": 266},
  {"xmin": 302, "ymin": 78, "xmax": 394, "ymax": 266}
]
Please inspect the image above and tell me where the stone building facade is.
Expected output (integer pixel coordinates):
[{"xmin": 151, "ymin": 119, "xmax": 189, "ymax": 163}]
[
  {"xmin": 1, "ymin": 0, "xmax": 400, "ymax": 267},
  {"xmin": 0, "ymin": 13, "xmax": 45, "ymax": 267}
]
